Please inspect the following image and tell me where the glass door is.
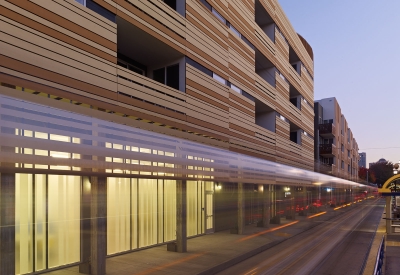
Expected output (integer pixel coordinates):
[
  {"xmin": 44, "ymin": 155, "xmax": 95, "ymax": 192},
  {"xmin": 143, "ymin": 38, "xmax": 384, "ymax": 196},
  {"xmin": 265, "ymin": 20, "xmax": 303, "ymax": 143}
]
[{"xmin": 205, "ymin": 181, "xmax": 214, "ymax": 234}]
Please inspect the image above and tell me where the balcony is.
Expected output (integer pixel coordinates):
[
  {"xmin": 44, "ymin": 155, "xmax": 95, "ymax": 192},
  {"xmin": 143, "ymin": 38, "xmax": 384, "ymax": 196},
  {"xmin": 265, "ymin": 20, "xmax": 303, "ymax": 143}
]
[
  {"xmin": 319, "ymin": 144, "xmax": 336, "ymax": 156},
  {"xmin": 255, "ymin": 49, "xmax": 276, "ymax": 87},
  {"xmin": 117, "ymin": 16, "xmax": 185, "ymax": 92},
  {"xmin": 318, "ymin": 123, "xmax": 335, "ymax": 137},
  {"xmin": 255, "ymin": 0, "xmax": 275, "ymax": 43},
  {"xmin": 314, "ymin": 161, "xmax": 334, "ymax": 175}
]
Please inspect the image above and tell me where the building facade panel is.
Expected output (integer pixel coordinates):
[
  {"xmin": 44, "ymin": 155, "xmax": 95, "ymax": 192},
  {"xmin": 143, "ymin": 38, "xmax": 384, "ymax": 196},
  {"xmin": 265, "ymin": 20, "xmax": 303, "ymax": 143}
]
[{"xmin": 0, "ymin": 1, "xmax": 320, "ymax": 271}]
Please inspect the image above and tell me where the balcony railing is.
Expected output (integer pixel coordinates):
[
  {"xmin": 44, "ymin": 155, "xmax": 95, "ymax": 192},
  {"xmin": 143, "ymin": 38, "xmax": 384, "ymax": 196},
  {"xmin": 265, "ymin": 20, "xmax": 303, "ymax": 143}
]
[
  {"xmin": 319, "ymin": 143, "xmax": 336, "ymax": 155},
  {"xmin": 314, "ymin": 161, "xmax": 333, "ymax": 175},
  {"xmin": 318, "ymin": 123, "xmax": 335, "ymax": 136}
]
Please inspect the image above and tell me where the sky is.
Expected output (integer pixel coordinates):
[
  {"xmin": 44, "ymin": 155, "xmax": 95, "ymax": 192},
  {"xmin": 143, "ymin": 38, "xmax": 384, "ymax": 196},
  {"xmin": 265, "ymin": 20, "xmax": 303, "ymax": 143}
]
[{"xmin": 278, "ymin": 0, "xmax": 400, "ymax": 167}]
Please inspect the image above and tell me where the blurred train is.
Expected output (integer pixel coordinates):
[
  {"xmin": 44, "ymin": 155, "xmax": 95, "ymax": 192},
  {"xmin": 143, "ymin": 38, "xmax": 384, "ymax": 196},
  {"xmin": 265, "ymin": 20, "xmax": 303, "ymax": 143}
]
[{"xmin": 0, "ymin": 94, "xmax": 377, "ymax": 233}]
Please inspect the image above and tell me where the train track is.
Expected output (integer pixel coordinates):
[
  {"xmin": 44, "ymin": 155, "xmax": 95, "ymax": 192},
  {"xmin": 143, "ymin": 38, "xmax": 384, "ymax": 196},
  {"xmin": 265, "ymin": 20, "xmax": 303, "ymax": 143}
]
[{"xmin": 217, "ymin": 198, "xmax": 384, "ymax": 275}]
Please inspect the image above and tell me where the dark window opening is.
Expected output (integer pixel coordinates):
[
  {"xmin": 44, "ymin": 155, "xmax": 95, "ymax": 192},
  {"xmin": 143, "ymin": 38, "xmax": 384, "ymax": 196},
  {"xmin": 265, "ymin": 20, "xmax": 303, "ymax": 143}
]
[
  {"xmin": 166, "ymin": 64, "xmax": 179, "ymax": 90},
  {"xmin": 290, "ymin": 132, "xmax": 298, "ymax": 143},
  {"xmin": 117, "ymin": 53, "xmax": 147, "ymax": 76},
  {"xmin": 86, "ymin": 0, "xmax": 115, "ymax": 22},
  {"xmin": 117, "ymin": 61, "xmax": 145, "ymax": 75},
  {"xmin": 290, "ymin": 97, "xmax": 300, "ymax": 109},
  {"xmin": 241, "ymin": 35, "xmax": 255, "ymax": 50},
  {"xmin": 242, "ymin": 91, "xmax": 255, "ymax": 102},
  {"xmin": 200, "ymin": 0, "xmax": 212, "ymax": 10},
  {"xmin": 153, "ymin": 64, "xmax": 180, "ymax": 90},
  {"xmin": 163, "ymin": 0, "xmax": 176, "ymax": 10},
  {"xmin": 323, "ymin": 138, "xmax": 334, "ymax": 145},
  {"xmin": 153, "ymin": 68, "xmax": 166, "ymax": 85},
  {"xmin": 322, "ymin": 157, "xmax": 334, "ymax": 165},
  {"xmin": 186, "ymin": 58, "xmax": 212, "ymax": 77}
]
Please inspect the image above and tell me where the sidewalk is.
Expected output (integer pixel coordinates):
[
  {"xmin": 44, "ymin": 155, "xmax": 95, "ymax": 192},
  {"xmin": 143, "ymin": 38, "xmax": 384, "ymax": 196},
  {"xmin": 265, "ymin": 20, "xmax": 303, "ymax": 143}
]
[
  {"xmin": 362, "ymin": 204, "xmax": 400, "ymax": 275},
  {"xmin": 362, "ymin": 210, "xmax": 386, "ymax": 275},
  {"xmin": 46, "ymin": 206, "xmax": 345, "ymax": 275}
]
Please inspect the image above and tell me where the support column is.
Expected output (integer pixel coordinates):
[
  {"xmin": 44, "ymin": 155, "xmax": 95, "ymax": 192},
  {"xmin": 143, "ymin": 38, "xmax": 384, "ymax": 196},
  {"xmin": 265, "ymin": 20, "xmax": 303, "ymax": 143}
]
[
  {"xmin": 237, "ymin": 183, "xmax": 245, "ymax": 234},
  {"xmin": 90, "ymin": 176, "xmax": 107, "ymax": 275},
  {"xmin": 79, "ymin": 177, "xmax": 92, "ymax": 274},
  {"xmin": 259, "ymin": 184, "xmax": 270, "ymax": 227},
  {"xmin": 270, "ymin": 185, "xmax": 280, "ymax": 223},
  {"xmin": 287, "ymin": 190, "xmax": 295, "ymax": 220},
  {"xmin": 386, "ymin": 196, "xmax": 392, "ymax": 234},
  {"xmin": 176, "ymin": 180, "xmax": 187, "ymax": 252},
  {"xmin": 0, "ymin": 173, "xmax": 15, "ymax": 275},
  {"xmin": 300, "ymin": 187, "xmax": 308, "ymax": 216},
  {"xmin": 350, "ymin": 187, "xmax": 354, "ymax": 205}
]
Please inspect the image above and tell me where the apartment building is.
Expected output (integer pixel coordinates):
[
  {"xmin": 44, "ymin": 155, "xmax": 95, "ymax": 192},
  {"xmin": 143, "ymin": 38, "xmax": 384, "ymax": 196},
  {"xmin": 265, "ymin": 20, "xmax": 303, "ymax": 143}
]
[
  {"xmin": 0, "ymin": 0, "xmax": 315, "ymax": 274},
  {"xmin": 314, "ymin": 98, "xmax": 360, "ymax": 181}
]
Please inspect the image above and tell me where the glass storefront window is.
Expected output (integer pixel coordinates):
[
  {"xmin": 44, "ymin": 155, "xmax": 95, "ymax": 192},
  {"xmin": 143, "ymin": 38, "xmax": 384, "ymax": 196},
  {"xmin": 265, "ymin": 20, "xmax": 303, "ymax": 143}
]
[
  {"xmin": 107, "ymin": 178, "xmax": 131, "ymax": 255},
  {"xmin": 15, "ymin": 174, "xmax": 80, "ymax": 273}
]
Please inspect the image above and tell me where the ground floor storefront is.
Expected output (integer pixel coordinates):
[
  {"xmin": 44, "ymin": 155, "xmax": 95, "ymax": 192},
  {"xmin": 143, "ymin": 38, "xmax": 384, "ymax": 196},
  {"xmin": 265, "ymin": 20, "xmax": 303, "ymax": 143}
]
[
  {"xmin": 2, "ymin": 172, "xmax": 355, "ymax": 275},
  {"xmin": 0, "ymin": 93, "xmax": 365, "ymax": 274}
]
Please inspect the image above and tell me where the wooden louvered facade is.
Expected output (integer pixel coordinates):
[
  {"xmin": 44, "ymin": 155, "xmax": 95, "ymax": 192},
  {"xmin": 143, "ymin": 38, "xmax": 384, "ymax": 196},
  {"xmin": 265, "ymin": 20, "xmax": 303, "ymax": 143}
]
[{"xmin": 0, "ymin": 0, "xmax": 315, "ymax": 170}]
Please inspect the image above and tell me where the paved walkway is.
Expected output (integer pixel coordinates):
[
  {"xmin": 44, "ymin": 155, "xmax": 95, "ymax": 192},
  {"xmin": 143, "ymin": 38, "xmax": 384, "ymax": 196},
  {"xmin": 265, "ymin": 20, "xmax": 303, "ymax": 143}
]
[
  {"xmin": 362, "ymin": 208, "xmax": 386, "ymax": 275},
  {"xmin": 45, "ymin": 204, "xmax": 382, "ymax": 275},
  {"xmin": 362, "ymin": 202, "xmax": 400, "ymax": 275}
]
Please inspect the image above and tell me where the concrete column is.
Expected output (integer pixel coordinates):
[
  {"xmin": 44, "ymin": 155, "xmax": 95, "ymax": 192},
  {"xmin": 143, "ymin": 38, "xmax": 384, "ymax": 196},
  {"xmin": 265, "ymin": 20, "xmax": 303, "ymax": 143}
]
[
  {"xmin": 288, "ymin": 190, "xmax": 295, "ymax": 220},
  {"xmin": 300, "ymin": 187, "xmax": 307, "ymax": 216},
  {"xmin": 386, "ymin": 196, "xmax": 392, "ymax": 234},
  {"xmin": 237, "ymin": 183, "xmax": 245, "ymax": 234},
  {"xmin": 271, "ymin": 185, "xmax": 276, "ymax": 218},
  {"xmin": 0, "ymin": 173, "xmax": 15, "ymax": 275},
  {"xmin": 90, "ymin": 176, "xmax": 107, "ymax": 275},
  {"xmin": 260, "ymin": 184, "xmax": 271, "ymax": 227},
  {"xmin": 176, "ymin": 180, "xmax": 187, "ymax": 252},
  {"xmin": 79, "ymin": 177, "xmax": 92, "ymax": 274},
  {"xmin": 350, "ymin": 188, "xmax": 354, "ymax": 205}
]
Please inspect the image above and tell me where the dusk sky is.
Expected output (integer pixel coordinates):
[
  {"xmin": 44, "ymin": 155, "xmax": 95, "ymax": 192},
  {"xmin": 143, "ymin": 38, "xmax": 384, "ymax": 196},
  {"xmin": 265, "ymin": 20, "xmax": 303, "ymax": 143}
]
[{"xmin": 278, "ymin": 0, "xmax": 400, "ymax": 167}]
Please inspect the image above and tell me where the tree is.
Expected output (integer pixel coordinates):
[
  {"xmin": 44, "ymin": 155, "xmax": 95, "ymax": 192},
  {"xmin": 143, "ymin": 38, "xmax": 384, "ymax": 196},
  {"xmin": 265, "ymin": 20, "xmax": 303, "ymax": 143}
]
[
  {"xmin": 358, "ymin": 166, "xmax": 368, "ymax": 181},
  {"xmin": 368, "ymin": 161, "xmax": 393, "ymax": 187}
]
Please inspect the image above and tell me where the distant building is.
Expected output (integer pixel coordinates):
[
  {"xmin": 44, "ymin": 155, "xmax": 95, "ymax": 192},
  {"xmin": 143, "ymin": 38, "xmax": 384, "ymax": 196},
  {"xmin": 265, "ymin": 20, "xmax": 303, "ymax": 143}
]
[
  {"xmin": 369, "ymin": 158, "xmax": 387, "ymax": 167},
  {"xmin": 359, "ymin": 152, "xmax": 367, "ymax": 168},
  {"xmin": 314, "ymin": 97, "xmax": 360, "ymax": 181}
]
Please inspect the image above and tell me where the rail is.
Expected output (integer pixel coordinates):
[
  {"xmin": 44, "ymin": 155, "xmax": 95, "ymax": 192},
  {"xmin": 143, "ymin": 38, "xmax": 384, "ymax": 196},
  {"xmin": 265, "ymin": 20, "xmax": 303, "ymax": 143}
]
[{"xmin": 373, "ymin": 235, "xmax": 385, "ymax": 275}]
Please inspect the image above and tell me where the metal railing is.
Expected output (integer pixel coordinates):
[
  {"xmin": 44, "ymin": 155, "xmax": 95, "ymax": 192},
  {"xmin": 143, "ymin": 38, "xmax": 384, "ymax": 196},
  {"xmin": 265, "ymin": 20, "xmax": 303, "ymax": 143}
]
[{"xmin": 373, "ymin": 235, "xmax": 385, "ymax": 275}]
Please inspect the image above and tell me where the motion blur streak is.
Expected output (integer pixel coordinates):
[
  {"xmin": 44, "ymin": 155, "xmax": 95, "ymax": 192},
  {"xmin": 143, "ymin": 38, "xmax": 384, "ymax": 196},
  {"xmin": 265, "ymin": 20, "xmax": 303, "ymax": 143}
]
[
  {"xmin": 243, "ymin": 267, "xmax": 258, "ymax": 275},
  {"xmin": 237, "ymin": 221, "xmax": 299, "ymax": 242},
  {"xmin": 133, "ymin": 252, "xmax": 205, "ymax": 275},
  {"xmin": 0, "ymin": 95, "xmax": 376, "ymax": 190},
  {"xmin": 334, "ymin": 205, "xmax": 346, "ymax": 210},
  {"xmin": 308, "ymin": 211, "xmax": 327, "ymax": 218}
]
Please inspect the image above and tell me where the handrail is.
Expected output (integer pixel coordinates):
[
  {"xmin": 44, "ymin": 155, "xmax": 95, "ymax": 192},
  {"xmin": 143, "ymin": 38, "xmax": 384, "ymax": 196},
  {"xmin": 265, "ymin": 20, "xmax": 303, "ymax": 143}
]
[{"xmin": 373, "ymin": 235, "xmax": 385, "ymax": 275}]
